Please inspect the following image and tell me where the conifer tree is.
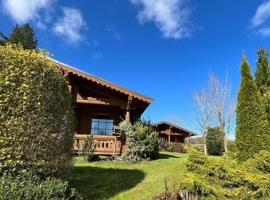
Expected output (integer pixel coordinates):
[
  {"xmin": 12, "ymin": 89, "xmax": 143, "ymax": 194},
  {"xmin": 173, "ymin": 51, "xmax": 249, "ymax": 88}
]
[
  {"xmin": 0, "ymin": 32, "xmax": 8, "ymax": 45},
  {"xmin": 255, "ymin": 49, "xmax": 270, "ymax": 92},
  {"xmin": 255, "ymin": 49, "xmax": 270, "ymax": 122},
  {"xmin": 8, "ymin": 23, "xmax": 37, "ymax": 49},
  {"xmin": 236, "ymin": 57, "xmax": 270, "ymax": 161}
]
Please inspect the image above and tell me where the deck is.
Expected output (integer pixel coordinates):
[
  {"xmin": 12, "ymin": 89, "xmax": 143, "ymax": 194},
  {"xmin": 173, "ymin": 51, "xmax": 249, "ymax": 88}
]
[{"xmin": 73, "ymin": 134, "xmax": 126, "ymax": 156}]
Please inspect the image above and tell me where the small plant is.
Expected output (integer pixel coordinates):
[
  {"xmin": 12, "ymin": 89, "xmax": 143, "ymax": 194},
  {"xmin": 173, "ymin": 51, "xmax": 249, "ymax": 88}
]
[{"xmin": 82, "ymin": 136, "xmax": 96, "ymax": 162}]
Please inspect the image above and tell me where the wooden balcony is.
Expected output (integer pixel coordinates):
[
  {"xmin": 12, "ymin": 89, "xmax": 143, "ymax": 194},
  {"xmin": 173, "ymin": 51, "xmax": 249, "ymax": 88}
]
[{"xmin": 73, "ymin": 134, "xmax": 125, "ymax": 156}]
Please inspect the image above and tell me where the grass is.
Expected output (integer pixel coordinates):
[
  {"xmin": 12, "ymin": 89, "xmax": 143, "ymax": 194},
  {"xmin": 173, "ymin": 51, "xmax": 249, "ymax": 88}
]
[{"xmin": 69, "ymin": 152, "xmax": 188, "ymax": 200}]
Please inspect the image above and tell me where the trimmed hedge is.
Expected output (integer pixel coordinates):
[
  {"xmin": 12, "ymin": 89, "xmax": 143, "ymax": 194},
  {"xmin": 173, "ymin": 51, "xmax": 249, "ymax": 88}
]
[
  {"xmin": 0, "ymin": 174, "xmax": 81, "ymax": 200},
  {"xmin": 0, "ymin": 44, "xmax": 74, "ymax": 179}
]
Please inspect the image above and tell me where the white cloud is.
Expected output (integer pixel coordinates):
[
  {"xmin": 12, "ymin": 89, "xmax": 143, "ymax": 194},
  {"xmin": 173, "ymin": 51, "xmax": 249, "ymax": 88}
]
[
  {"xmin": 2, "ymin": 0, "xmax": 54, "ymax": 23},
  {"xmin": 53, "ymin": 7, "xmax": 87, "ymax": 43},
  {"xmin": 251, "ymin": 1, "xmax": 270, "ymax": 37},
  {"xmin": 258, "ymin": 27, "xmax": 270, "ymax": 37},
  {"xmin": 251, "ymin": 0, "xmax": 270, "ymax": 28},
  {"xmin": 130, "ymin": 0, "xmax": 192, "ymax": 39}
]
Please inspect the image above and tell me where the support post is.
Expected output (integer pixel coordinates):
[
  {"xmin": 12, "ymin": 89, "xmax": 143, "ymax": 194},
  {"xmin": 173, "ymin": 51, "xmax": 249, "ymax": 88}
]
[
  {"xmin": 125, "ymin": 96, "xmax": 133, "ymax": 122},
  {"xmin": 168, "ymin": 126, "xmax": 172, "ymax": 143}
]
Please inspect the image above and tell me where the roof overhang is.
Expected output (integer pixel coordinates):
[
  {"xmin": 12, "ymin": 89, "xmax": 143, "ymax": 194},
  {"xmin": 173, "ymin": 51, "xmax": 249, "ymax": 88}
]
[{"xmin": 49, "ymin": 58, "xmax": 153, "ymax": 105}]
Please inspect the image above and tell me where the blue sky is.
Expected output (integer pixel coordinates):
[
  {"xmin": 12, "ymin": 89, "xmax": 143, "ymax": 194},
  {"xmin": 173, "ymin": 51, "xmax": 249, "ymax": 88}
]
[{"xmin": 1, "ymin": 0, "xmax": 270, "ymax": 137}]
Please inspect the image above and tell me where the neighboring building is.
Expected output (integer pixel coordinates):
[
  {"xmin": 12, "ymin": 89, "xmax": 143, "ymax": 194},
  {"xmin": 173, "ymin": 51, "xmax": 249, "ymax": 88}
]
[
  {"xmin": 153, "ymin": 121, "xmax": 196, "ymax": 143},
  {"xmin": 51, "ymin": 59, "xmax": 153, "ymax": 156}
]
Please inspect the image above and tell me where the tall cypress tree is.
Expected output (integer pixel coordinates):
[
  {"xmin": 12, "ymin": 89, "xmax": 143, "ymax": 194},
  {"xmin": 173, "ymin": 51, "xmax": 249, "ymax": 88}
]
[
  {"xmin": 8, "ymin": 23, "xmax": 38, "ymax": 50},
  {"xmin": 255, "ymin": 49, "xmax": 270, "ymax": 122},
  {"xmin": 236, "ymin": 57, "xmax": 270, "ymax": 162},
  {"xmin": 255, "ymin": 49, "xmax": 270, "ymax": 92}
]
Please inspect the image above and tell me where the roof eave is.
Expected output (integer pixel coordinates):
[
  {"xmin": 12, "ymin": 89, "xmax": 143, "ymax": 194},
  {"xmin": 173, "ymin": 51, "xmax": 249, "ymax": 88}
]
[{"xmin": 49, "ymin": 57, "xmax": 153, "ymax": 104}]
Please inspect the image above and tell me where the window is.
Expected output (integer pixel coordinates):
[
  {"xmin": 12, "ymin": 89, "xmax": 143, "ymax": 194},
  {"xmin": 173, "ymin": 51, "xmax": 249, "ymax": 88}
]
[{"xmin": 90, "ymin": 116, "xmax": 114, "ymax": 135}]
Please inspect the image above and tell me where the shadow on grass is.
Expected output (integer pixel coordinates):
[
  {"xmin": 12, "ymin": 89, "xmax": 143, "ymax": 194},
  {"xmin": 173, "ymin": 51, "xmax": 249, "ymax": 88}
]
[
  {"xmin": 69, "ymin": 166, "xmax": 145, "ymax": 200},
  {"xmin": 157, "ymin": 153, "xmax": 180, "ymax": 160}
]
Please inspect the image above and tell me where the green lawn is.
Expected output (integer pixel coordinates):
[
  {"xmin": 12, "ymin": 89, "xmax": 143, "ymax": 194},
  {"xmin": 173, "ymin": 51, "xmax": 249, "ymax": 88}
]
[{"xmin": 69, "ymin": 152, "xmax": 188, "ymax": 200}]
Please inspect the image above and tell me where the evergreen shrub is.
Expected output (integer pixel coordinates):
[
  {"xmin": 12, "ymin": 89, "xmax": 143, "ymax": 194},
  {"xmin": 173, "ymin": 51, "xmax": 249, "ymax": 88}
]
[
  {"xmin": 206, "ymin": 127, "xmax": 225, "ymax": 156},
  {"xmin": 0, "ymin": 174, "xmax": 81, "ymax": 200},
  {"xmin": 179, "ymin": 148, "xmax": 270, "ymax": 200},
  {"xmin": 120, "ymin": 120, "xmax": 159, "ymax": 161}
]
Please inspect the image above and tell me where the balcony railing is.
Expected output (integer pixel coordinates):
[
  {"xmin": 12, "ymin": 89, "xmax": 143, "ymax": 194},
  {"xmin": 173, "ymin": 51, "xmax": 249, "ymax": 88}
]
[{"xmin": 73, "ymin": 133, "xmax": 124, "ymax": 156}]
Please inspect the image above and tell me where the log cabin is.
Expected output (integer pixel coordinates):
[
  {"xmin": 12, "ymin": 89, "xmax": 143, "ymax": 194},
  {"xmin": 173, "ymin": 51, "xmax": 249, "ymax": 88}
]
[
  {"xmin": 51, "ymin": 58, "xmax": 153, "ymax": 156},
  {"xmin": 153, "ymin": 121, "xmax": 196, "ymax": 143}
]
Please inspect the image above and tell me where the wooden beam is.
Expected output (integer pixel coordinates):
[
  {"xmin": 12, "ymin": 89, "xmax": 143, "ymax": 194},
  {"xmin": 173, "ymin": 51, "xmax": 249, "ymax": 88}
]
[
  {"xmin": 78, "ymin": 79, "xmax": 123, "ymax": 99},
  {"xmin": 76, "ymin": 96, "xmax": 127, "ymax": 108}
]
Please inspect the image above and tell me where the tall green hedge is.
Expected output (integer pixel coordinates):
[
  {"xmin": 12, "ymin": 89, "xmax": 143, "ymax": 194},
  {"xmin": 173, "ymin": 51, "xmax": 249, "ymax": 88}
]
[
  {"xmin": 0, "ymin": 45, "xmax": 74, "ymax": 179},
  {"xmin": 206, "ymin": 127, "xmax": 225, "ymax": 156},
  {"xmin": 236, "ymin": 58, "xmax": 270, "ymax": 162}
]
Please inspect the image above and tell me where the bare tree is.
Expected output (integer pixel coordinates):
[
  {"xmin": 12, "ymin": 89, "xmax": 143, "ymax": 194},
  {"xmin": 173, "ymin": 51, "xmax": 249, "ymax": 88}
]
[
  {"xmin": 192, "ymin": 71, "xmax": 235, "ymax": 154},
  {"xmin": 192, "ymin": 87, "xmax": 213, "ymax": 155},
  {"xmin": 208, "ymin": 72, "xmax": 235, "ymax": 152}
]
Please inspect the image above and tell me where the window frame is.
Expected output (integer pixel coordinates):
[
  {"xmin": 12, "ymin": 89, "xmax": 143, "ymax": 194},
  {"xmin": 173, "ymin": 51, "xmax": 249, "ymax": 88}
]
[{"xmin": 90, "ymin": 116, "xmax": 114, "ymax": 135}]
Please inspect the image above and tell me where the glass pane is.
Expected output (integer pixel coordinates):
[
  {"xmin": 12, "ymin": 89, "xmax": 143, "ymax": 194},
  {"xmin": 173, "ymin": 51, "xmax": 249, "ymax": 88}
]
[
  {"xmin": 99, "ymin": 129, "xmax": 106, "ymax": 135},
  {"xmin": 106, "ymin": 122, "xmax": 113, "ymax": 130},
  {"xmin": 91, "ymin": 128, "xmax": 98, "ymax": 135},
  {"xmin": 91, "ymin": 121, "xmax": 99, "ymax": 129},
  {"xmin": 90, "ymin": 116, "xmax": 114, "ymax": 135}
]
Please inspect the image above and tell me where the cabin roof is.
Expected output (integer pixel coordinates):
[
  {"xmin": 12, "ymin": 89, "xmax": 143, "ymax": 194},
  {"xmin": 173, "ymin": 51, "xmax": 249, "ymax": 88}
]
[
  {"xmin": 49, "ymin": 58, "xmax": 153, "ymax": 104},
  {"xmin": 153, "ymin": 121, "xmax": 197, "ymax": 136}
]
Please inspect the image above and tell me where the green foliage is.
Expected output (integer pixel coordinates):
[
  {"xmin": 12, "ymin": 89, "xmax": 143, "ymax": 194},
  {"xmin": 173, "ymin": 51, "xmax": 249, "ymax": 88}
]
[
  {"xmin": 0, "ymin": 174, "xmax": 81, "ymax": 200},
  {"xmin": 82, "ymin": 135, "xmax": 96, "ymax": 162},
  {"xmin": 120, "ymin": 120, "xmax": 159, "ymax": 161},
  {"xmin": 158, "ymin": 138, "xmax": 173, "ymax": 152},
  {"xmin": 227, "ymin": 140, "xmax": 237, "ymax": 153},
  {"xmin": 180, "ymin": 149, "xmax": 270, "ymax": 200},
  {"xmin": 5, "ymin": 23, "xmax": 38, "ymax": 49},
  {"xmin": 206, "ymin": 127, "xmax": 225, "ymax": 156},
  {"xmin": 0, "ymin": 32, "xmax": 8, "ymax": 46},
  {"xmin": 0, "ymin": 44, "xmax": 74, "ymax": 179},
  {"xmin": 255, "ymin": 49, "xmax": 270, "ymax": 92},
  {"xmin": 236, "ymin": 57, "xmax": 270, "ymax": 162},
  {"xmin": 255, "ymin": 49, "xmax": 270, "ymax": 123}
]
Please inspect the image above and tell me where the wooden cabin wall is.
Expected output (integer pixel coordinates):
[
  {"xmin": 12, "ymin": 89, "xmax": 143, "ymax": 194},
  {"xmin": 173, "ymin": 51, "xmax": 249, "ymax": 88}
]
[{"xmin": 75, "ymin": 103, "xmax": 126, "ymax": 135}]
